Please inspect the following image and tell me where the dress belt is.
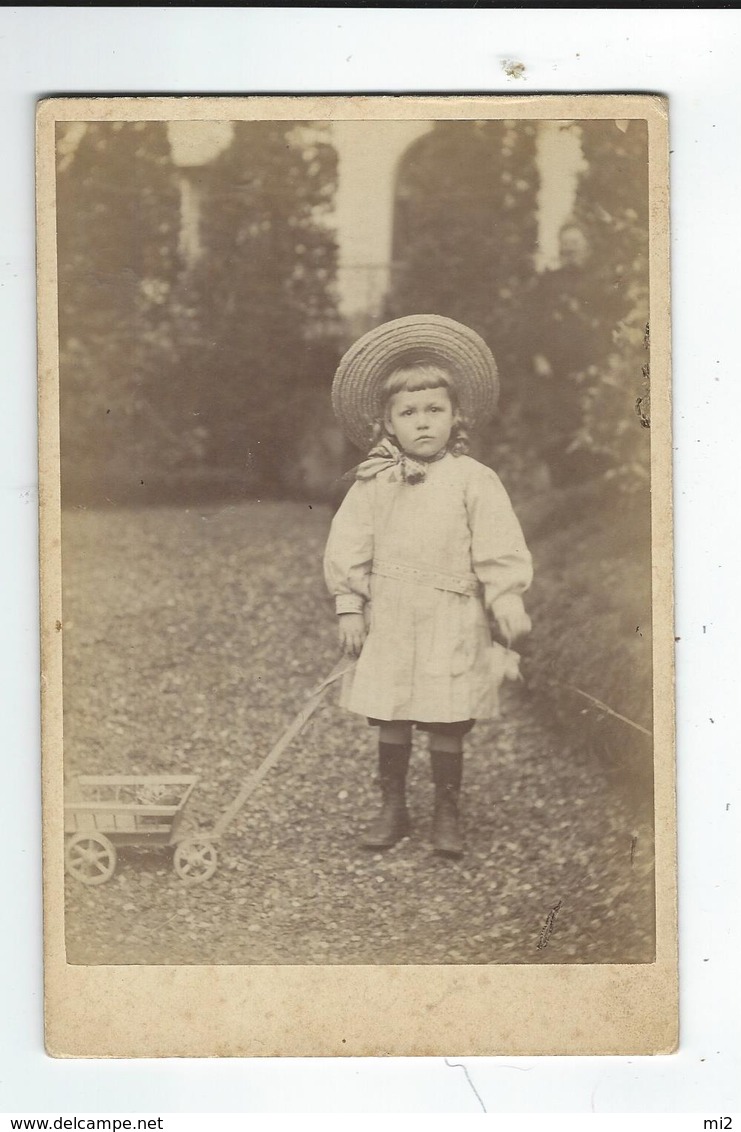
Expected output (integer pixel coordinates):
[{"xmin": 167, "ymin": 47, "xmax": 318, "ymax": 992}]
[{"xmin": 372, "ymin": 558, "xmax": 480, "ymax": 597}]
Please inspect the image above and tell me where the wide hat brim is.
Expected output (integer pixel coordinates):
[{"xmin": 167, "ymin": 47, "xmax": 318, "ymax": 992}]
[{"xmin": 331, "ymin": 315, "xmax": 499, "ymax": 451}]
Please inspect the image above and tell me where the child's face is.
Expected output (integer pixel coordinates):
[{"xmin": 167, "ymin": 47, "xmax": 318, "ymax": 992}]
[{"xmin": 385, "ymin": 386, "xmax": 454, "ymax": 459}]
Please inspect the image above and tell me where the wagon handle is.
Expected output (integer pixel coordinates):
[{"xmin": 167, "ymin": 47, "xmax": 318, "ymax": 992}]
[{"xmin": 209, "ymin": 657, "xmax": 355, "ymax": 840}]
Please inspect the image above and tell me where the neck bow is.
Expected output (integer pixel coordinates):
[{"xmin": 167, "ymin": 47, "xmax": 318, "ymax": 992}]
[{"xmin": 346, "ymin": 437, "xmax": 439, "ymax": 485}]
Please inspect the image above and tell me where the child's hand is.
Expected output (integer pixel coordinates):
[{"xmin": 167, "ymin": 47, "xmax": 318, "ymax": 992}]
[
  {"xmin": 492, "ymin": 595, "xmax": 532, "ymax": 647},
  {"xmin": 338, "ymin": 612, "xmax": 367, "ymax": 658}
]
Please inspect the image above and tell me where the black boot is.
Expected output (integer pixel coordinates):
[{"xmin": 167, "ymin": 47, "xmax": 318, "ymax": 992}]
[
  {"xmin": 431, "ymin": 750, "xmax": 464, "ymax": 858},
  {"xmin": 361, "ymin": 742, "xmax": 411, "ymax": 849}
]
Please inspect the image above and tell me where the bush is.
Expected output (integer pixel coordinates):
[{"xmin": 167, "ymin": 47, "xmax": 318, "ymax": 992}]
[{"xmin": 517, "ymin": 479, "xmax": 654, "ymax": 800}]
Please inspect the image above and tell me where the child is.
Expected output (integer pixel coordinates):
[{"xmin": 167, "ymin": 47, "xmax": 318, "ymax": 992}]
[{"xmin": 324, "ymin": 315, "xmax": 532, "ymax": 858}]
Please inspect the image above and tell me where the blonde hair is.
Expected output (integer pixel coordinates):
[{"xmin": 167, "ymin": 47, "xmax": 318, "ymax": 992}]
[{"xmin": 370, "ymin": 360, "xmax": 471, "ymax": 455}]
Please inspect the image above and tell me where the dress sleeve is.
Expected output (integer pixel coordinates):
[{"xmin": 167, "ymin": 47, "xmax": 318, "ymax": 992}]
[
  {"xmin": 323, "ymin": 479, "xmax": 375, "ymax": 615},
  {"xmin": 466, "ymin": 465, "xmax": 533, "ymax": 619}
]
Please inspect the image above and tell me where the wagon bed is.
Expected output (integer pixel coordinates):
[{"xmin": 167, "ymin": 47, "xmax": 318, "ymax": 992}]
[{"xmin": 65, "ymin": 774, "xmax": 198, "ymax": 840}]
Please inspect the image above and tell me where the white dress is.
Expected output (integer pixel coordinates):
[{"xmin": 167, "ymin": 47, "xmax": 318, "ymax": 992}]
[{"xmin": 324, "ymin": 453, "xmax": 533, "ymax": 723}]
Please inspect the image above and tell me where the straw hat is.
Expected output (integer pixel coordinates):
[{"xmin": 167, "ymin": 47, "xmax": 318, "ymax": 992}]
[{"xmin": 331, "ymin": 315, "xmax": 499, "ymax": 450}]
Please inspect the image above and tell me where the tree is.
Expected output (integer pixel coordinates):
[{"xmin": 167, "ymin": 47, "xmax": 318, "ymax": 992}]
[
  {"xmin": 568, "ymin": 119, "xmax": 651, "ymax": 488},
  {"xmin": 56, "ymin": 121, "xmax": 182, "ymax": 499},
  {"xmin": 178, "ymin": 121, "xmax": 339, "ymax": 489},
  {"xmin": 386, "ymin": 120, "xmax": 539, "ymax": 397}
]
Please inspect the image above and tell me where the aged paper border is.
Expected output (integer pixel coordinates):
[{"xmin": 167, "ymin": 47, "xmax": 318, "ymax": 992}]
[{"xmin": 38, "ymin": 92, "xmax": 675, "ymax": 1058}]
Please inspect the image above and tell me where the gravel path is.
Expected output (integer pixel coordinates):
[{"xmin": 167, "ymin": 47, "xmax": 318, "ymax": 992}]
[{"xmin": 62, "ymin": 501, "xmax": 655, "ymax": 965}]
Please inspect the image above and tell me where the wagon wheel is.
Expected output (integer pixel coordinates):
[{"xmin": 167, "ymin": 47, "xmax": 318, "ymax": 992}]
[
  {"xmin": 65, "ymin": 832, "xmax": 117, "ymax": 886},
  {"xmin": 173, "ymin": 838, "xmax": 218, "ymax": 883}
]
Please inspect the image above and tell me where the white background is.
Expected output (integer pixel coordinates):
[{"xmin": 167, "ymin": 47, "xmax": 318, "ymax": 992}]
[{"xmin": 1, "ymin": 6, "xmax": 739, "ymax": 1116}]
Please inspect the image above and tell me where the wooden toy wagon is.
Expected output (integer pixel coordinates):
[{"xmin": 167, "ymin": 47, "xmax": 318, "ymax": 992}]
[
  {"xmin": 64, "ymin": 775, "xmax": 218, "ymax": 885},
  {"xmin": 64, "ymin": 659, "xmax": 353, "ymax": 886}
]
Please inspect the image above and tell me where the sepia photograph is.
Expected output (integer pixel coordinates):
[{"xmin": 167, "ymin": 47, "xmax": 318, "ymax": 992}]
[{"xmin": 38, "ymin": 94, "xmax": 674, "ymax": 1055}]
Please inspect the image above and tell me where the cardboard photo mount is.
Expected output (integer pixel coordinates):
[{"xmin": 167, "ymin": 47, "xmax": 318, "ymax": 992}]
[{"xmin": 38, "ymin": 93, "xmax": 675, "ymax": 1058}]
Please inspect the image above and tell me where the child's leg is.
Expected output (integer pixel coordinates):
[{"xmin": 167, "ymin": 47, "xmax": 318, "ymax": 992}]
[
  {"xmin": 378, "ymin": 721, "xmax": 413, "ymax": 747},
  {"xmin": 427, "ymin": 732, "xmax": 463, "ymax": 755},
  {"xmin": 426, "ymin": 723, "xmax": 472, "ymax": 859},
  {"xmin": 361, "ymin": 720, "xmax": 412, "ymax": 850}
]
